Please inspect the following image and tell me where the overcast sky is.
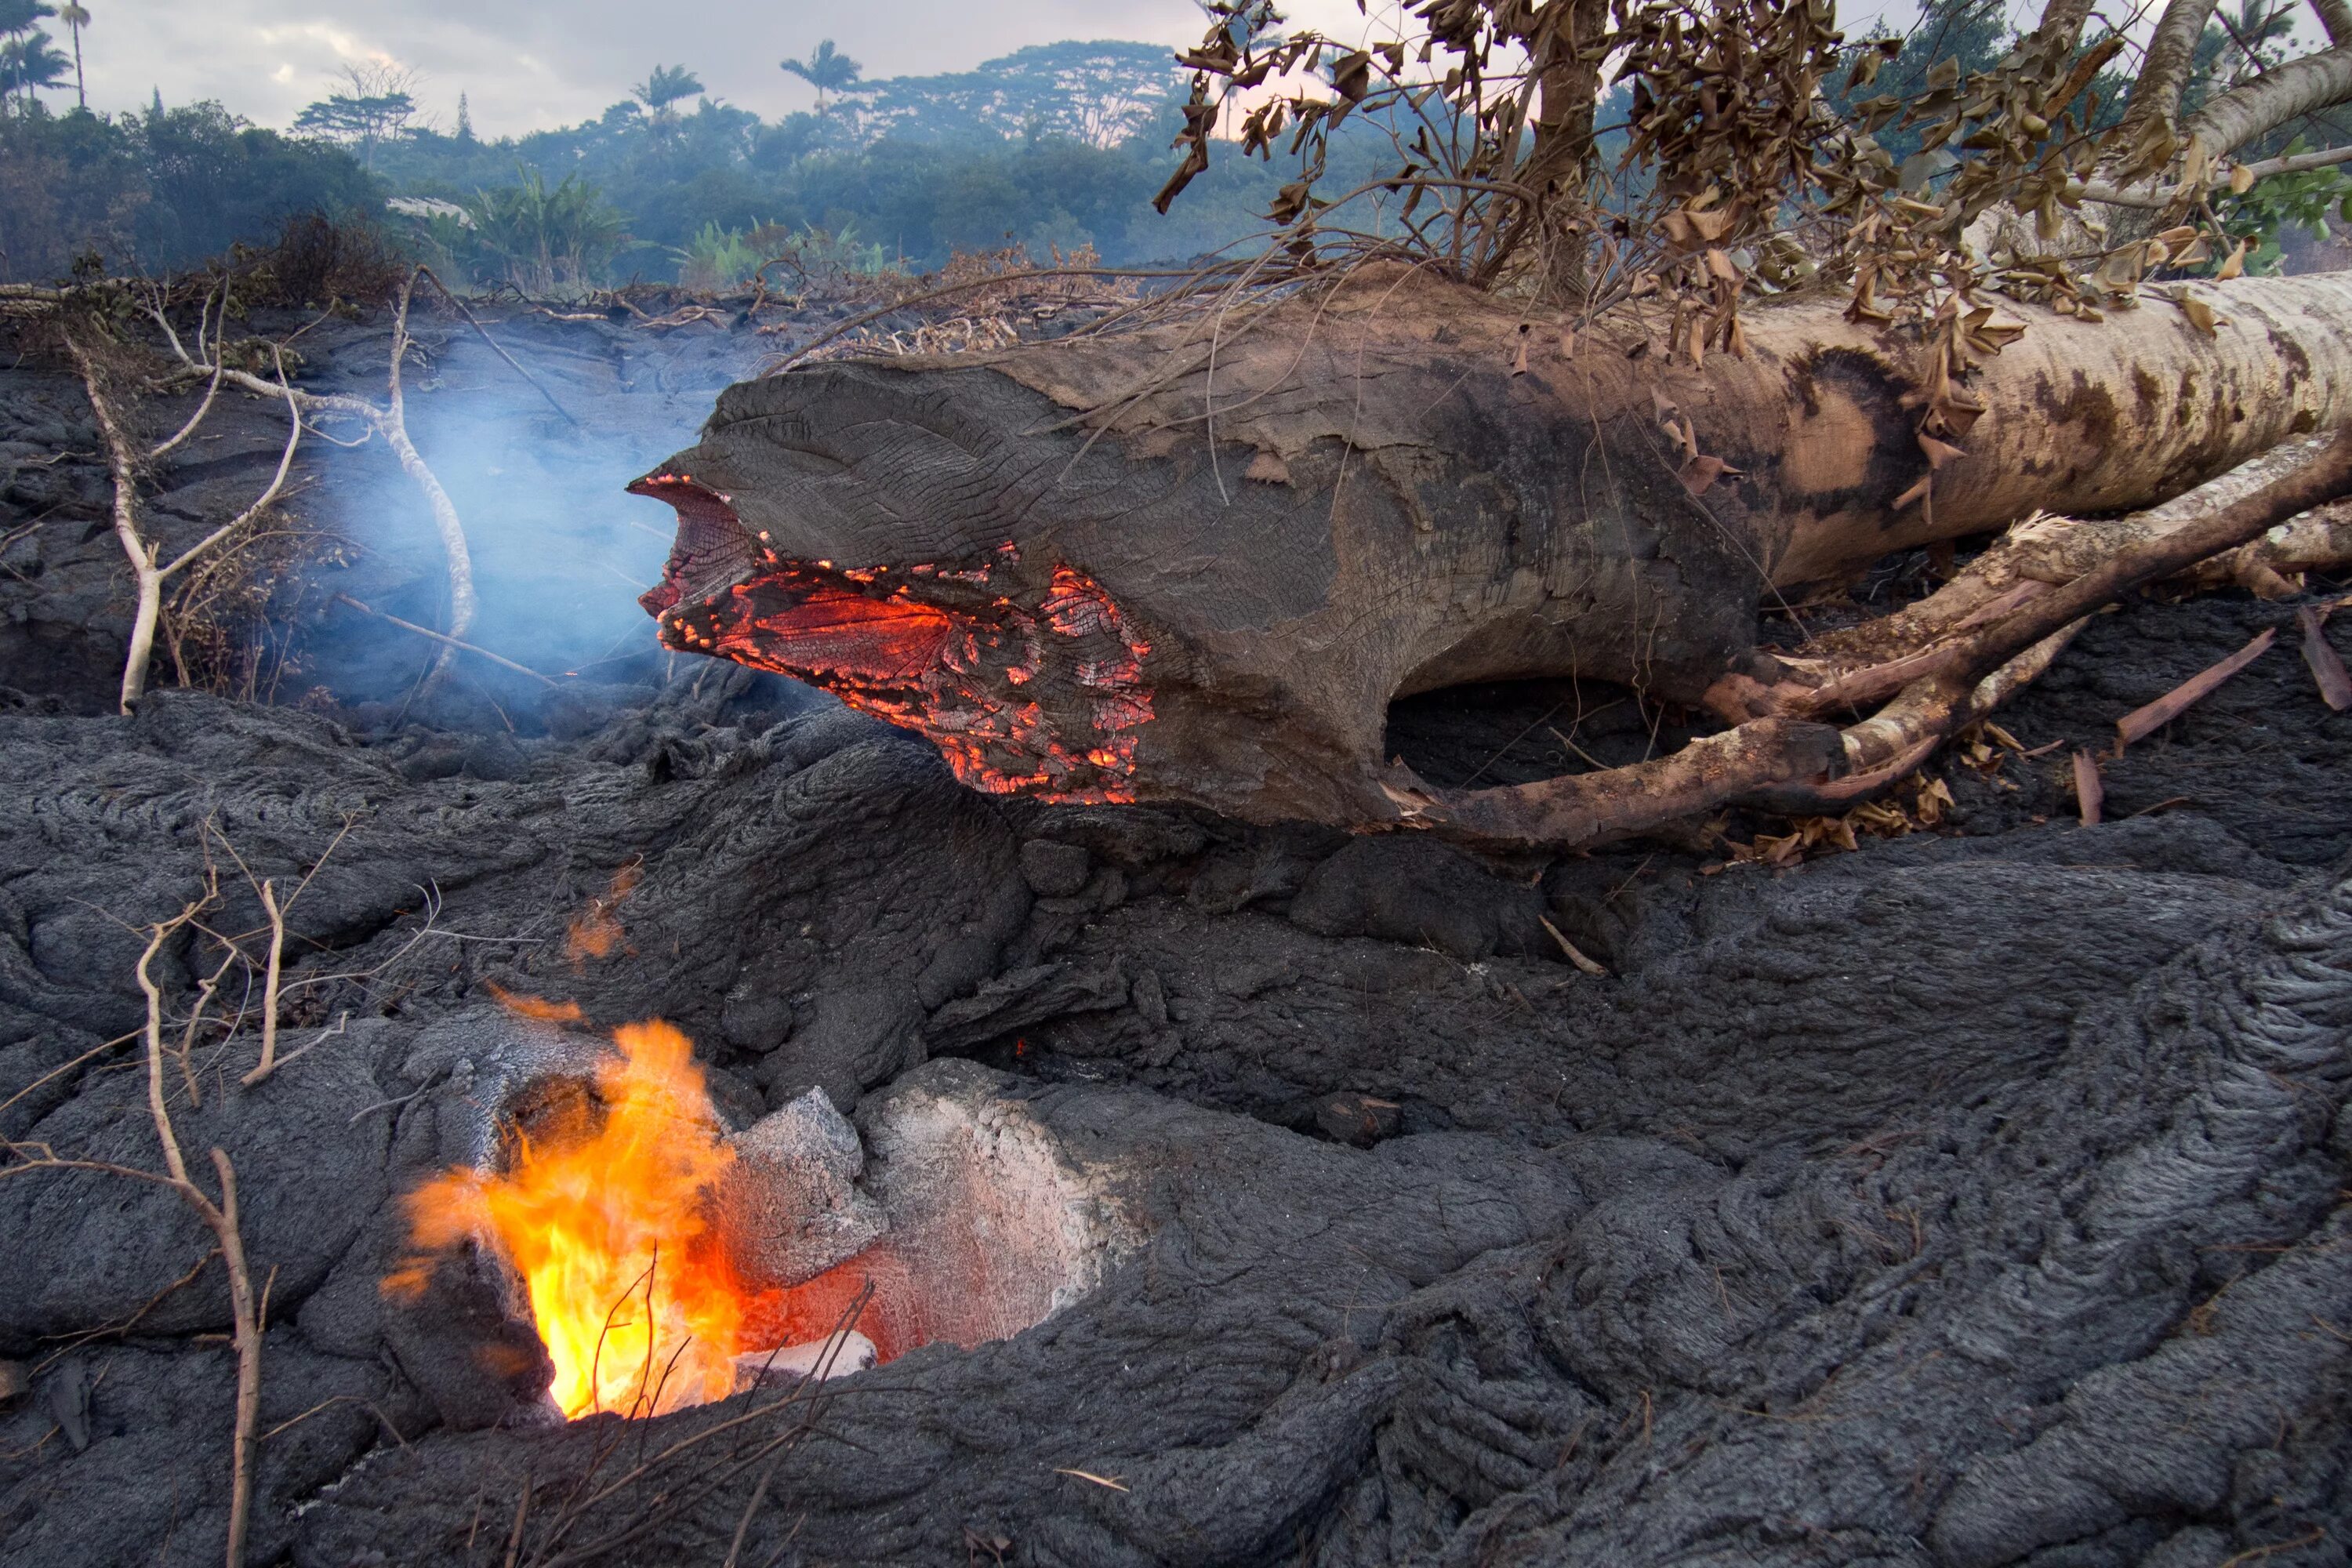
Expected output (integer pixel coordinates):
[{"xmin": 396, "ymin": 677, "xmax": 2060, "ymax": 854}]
[{"xmin": 67, "ymin": 1, "xmax": 1436, "ymax": 136}]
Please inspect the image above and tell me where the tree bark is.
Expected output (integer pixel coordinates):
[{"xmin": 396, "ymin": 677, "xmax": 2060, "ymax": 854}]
[
  {"xmin": 633, "ymin": 267, "xmax": 2352, "ymax": 833},
  {"xmin": 2187, "ymin": 45, "xmax": 2352, "ymax": 159},
  {"xmin": 2118, "ymin": 0, "xmax": 2223, "ymax": 137}
]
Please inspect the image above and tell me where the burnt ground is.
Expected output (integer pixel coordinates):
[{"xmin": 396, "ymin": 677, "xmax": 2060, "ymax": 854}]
[{"xmin": 2, "ymin": 299, "xmax": 2350, "ymax": 1568}]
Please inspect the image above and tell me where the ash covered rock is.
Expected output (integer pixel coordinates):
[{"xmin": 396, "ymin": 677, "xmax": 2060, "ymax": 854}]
[{"xmin": 712, "ymin": 1087, "xmax": 887, "ymax": 1290}]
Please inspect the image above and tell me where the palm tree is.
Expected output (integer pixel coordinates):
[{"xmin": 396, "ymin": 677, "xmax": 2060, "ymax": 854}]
[
  {"xmin": 53, "ymin": 0, "xmax": 83, "ymax": 109},
  {"xmin": 779, "ymin": 39, "xmax": 860, "ymax": 111},
  {"xmin": 0, "ymin": 0, "xmax": 52, "ymax": 113},
  {"xmin": 630, "ymin": 62, "xmax": 702, "ymax": 136},
  {"xmin": 0, "ymin": 31, "xmax": 67, "ymax": 114}
]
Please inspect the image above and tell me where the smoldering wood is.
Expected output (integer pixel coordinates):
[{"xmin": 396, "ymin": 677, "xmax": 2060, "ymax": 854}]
[{"xmin": 633, "ymin": 265, "xmax": 2352, "ymax": 845}]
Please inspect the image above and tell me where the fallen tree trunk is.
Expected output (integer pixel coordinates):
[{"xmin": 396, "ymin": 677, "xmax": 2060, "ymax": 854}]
[{"xmin": 632, "ymin": 265, "xmax": 2352, "ymax": 838}]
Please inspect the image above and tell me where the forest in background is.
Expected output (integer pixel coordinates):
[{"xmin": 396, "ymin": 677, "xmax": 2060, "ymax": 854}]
[{"xmin": 0, "ymin": 1, "xmax": 2342, "ymax": 290}]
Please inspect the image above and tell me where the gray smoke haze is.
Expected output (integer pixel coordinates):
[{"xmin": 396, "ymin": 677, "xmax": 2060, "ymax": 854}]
[{"xmin": 305, "ymin": 320, "xmax": 769, "ymax": 702}]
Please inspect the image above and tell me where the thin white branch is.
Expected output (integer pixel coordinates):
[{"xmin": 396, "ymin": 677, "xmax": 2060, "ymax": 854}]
[
  {"xmin": 150, "ymin": 286, "xmax": 223, "ymax": 461},
  {"xmin": 162, "ymin": 348, "xmax": 301, "ymax": 581}
]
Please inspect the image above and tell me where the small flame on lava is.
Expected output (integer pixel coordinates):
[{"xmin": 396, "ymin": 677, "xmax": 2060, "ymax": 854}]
[
  {"xmin": 387, "ymin": 1020, "xmax": 750, "ymax": 1418},
  {"xmin": 566, "ymin": 860, "xmax": 641, "ymax": 968},
  {"xmin": 481, "ymin": 981, "xmax": 586, "ymax": 1025}
]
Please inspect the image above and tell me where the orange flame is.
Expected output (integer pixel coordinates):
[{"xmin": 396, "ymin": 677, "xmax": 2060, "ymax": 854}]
[
  {"xmin": 481, "ymin": 981, "xmax": 586, "ymax": 1025},
  {"xmin": 566, "ymin": 861, "xmax": 642, "ymax": 967},
  {"xmin": 391, "ymin": 1021, "xmax": 749, "ymax": 1418}
]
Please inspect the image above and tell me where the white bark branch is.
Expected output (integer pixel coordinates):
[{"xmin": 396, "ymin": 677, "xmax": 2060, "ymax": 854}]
[
  {"xmin": 151, "ymin": 281, "xmax": 480, "ymax": 686},
  {"xmin": 149, "ymin": 287, "xmax": 223, "ymax": 461},
  {"xmin": 2187, "ymin": 44, "xmax": 2352, "ymax": 160},
  {"xmin": 2122, "ymin": 0, "xmax": 2224, "ymax": 134}
]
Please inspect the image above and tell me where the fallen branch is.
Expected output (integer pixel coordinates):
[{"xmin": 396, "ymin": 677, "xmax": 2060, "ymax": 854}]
[
  {"xmin": 1719, "ymin": 430, "xmax": 2352, "ymax": 733},
  {"xmin": 2073, "ymin": 750, "xmax": 2104, "ymax": 826},
  {"xmin": 63, "ymin": 328, "xmax": 302, "ymax": 713},
  {"xmin": 1, "ymin": 902, "xmax": 268, "ymax": 1567},
  {"xmin": 146, "ymin": 280, "xmax": 482, "ymax": 691},
  {"xmin": 385, "ymin": 272, "xmax": 477, "ymax": 684},
  {"xmin": 332, "ymin": 594, "xmax": 559, "ymax": 685},
  {"xmin": 411, "ymin": 267, "xmax": 579, "ymax": 426},
  {"xmin": 150, "ymin": 283, "xmax": 226, "ymax": 460},
  {"xmin": 2115, "ymin": 627, "xmax": 2278, "ymax": 749},
  {"xmin": 238, "ymin": 880, "xmax": 285, "ymax": 1088}
]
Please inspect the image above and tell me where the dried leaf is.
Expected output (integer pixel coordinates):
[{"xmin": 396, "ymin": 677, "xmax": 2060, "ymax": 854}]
[
  {"xmin": 2230, "ymin": 162, "xmax": 2256, "ymax": 195},
  {"xmin": 2178, "ymin": 294, "xmax": 2218, "ymax": 337},
  {"xmin": 2216, "ymin": 239, "xmax": 2247, "ymax": 281},
  {"xmin": 1679, "ymin": 453, "xmax": 1740, "ymax": 495},
  {"xmin": 1893, "ymin": 473, "xmax": 1933, "ymax": 511}
]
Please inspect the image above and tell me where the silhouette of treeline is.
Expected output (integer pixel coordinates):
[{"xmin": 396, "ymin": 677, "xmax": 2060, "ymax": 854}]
[
  {"xmin": 0, "ymin": 101, "xmax": 376, "ymax": 281},
  {"xmin": 0, "ymin": 40, "xmax": 1396, "ymax": 289}
]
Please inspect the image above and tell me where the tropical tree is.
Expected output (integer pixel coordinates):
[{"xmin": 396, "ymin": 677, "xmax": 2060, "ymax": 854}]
[
  {"xmin": 0, "ymin": 30, "xmax": 67, "ymax": 112},
  {"xmin": 630, "ymin": 62, "xmax": 702, "ymax": 136},
  {"xmin": 292, "ymin": 63, "xmax": 419, "ymax": 168},
  {"xmin": 53, "ymin": 0, "xmax": 82, "ymax": 108},
  {"xmin": 0, "ymin": 0, "xmax": 56, "ymax": 113},
  {"xmin": 780, "ymin": 39, "xmax": 860, "ymax": 111},
  {"xmin": 463, "ymin": 168, "xmax": 629, "ymax": 295}
]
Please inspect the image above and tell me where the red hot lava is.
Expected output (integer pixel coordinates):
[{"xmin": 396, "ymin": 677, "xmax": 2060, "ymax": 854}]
[{"xmin": 630, "ymin": 472, "xmax": 1153, "ymax": 803}]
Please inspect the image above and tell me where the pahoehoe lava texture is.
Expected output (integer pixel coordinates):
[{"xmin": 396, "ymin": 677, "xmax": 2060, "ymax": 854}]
[{"xmin": 2, "ymin": 300, "xmax": 2350, "ymax": 1564}]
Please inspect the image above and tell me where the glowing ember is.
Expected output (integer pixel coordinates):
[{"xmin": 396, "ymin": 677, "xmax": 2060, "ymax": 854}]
[
  {"xmin": 630, "ymin": 472, "xmax": 1156, "ymax": 804},
  {"xmin": 389, "ymin": 1021, "xmax": 751, "ymax": 1418}
]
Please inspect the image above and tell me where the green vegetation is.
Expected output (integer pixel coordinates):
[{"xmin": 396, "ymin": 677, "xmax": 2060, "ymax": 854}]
[
  {"xmin": 360, "ymin": 39, "xmax": 1356, "ymax": 285},
  {"xmin": 8, "ymin": 14, "xmax": 2328, "ymax": 294},
  {"xmin": 0, "ymin": 37, "xmax": 1399, "ymax": 289},
  {"xmin": 0, "ymin": 100, "xmax": 381, "ymax": 280},
  {"xmin": 1, "ymin": 0, "xmax": 68, "ymax": 111}
]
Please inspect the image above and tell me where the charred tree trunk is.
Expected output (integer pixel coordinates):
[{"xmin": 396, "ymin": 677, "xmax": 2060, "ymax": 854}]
[{"xmin": 632, "ymin": 267, "xmax": 2352, "ymax": 837}]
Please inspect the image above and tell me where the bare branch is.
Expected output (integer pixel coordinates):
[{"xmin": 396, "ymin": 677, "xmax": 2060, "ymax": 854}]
[
  {"xmin": 385, "ymin": 273, "xmax": 477, "ymax": 682},
  {"xmin": 332, "ymin": 594, "xmax": 558, "ymax": 684},
  {"xmin": 2187, "ymin": 43, "xmax": 2352, "ymax": 158},
  {"xmin": 411, "ymin": 267, "xmax": 579, "ymax": 426},
  {"xmin": 161, "ymin": 346, "xmax": 302, "ymax": 583},
  {"xmin": 238, "ymin": 880, "xmax": 284, "ymax": 1088},
  {"xmin": 63, "ymin": 329, "xmax": 167, "ymax": 715},
  {"xmin": 150, "ymin": 285, "xmax": 224, "ymax": 460}
]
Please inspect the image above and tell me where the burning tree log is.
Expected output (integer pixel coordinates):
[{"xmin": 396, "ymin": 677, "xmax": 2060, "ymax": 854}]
[
  {"xmin": 632, "ymin": 265, "xmax": 2352, "ymax": 844},
  {"xmin": 633, "ymin": 0, "xmax": 2352, "ymax": 848}
]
